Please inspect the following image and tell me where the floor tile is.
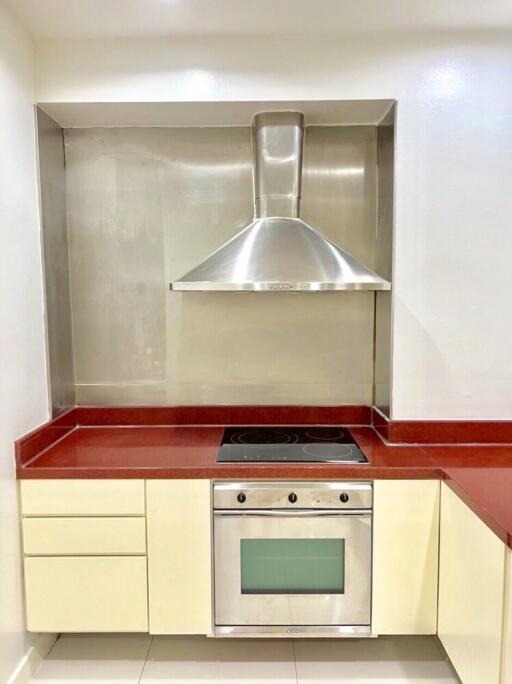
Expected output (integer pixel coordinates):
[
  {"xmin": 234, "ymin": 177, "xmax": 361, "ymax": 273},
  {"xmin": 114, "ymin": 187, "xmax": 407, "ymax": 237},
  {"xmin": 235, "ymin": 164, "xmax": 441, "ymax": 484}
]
[
  {"xmin": 32, "ymin": 633, "xmax": 152, "ymax": 684},
  {"xmin": 141, "ymin": 636, "xmax": 297, "ymax": 683},
  {"xmin": 294, "ymin": 636, "xmax": 459, "ymax": 683}
]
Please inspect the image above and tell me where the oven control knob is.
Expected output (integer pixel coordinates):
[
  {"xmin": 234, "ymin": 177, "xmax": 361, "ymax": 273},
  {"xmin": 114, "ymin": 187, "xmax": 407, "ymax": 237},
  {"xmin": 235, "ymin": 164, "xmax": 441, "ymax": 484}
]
[
  {"xmin": 288, "ymin": 492, "xmax": 298, "ymax": 504},
  {"xmin": 237, "ymin": 492, "xmax": 246, "ymax": 504},
  {"xmin": 339, "ymin": 492, "xmax": 349, "ymax": 503}
]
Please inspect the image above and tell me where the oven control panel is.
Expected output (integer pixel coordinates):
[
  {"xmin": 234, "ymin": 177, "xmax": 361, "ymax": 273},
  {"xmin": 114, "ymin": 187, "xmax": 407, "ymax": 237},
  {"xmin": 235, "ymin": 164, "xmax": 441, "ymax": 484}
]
[{"xmin": 213, "ymin": 482, "xmax": 372, "ymax": 510}]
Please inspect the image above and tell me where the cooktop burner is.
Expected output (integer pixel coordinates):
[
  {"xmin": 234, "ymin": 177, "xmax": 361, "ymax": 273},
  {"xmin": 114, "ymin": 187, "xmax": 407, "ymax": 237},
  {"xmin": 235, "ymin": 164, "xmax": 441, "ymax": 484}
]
[
  {"xmin": 217, "ymin": 426, "xmax": 368, "ymax": 463},
  {"xmin": 229, "ymin": 428, "xmax": 299, "ymax": 445}
]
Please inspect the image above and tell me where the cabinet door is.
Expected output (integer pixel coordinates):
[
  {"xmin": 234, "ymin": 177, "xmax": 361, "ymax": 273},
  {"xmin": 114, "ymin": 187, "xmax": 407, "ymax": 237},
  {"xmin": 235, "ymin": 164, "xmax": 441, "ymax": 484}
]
[
  {"xmin": 24, "ymin": 556, "xmax": 148, "ymax": 632},
  {"xmin": 146, "ymin": 480, "xmax": 212, "ymax": 634},
  {"xmin": 372, "ymin": 479, "xmax": 439, "ymax": 634},
  {"xmin": 438, "ymin": 483, "xmax": 505, "ymax": 684}
]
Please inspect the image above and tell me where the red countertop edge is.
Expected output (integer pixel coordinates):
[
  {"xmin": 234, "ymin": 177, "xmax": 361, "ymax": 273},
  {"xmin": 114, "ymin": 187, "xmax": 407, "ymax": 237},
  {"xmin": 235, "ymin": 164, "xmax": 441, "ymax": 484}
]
[{"xmin": 372, "ymin": 406, "xmax": 512, "ymax": 444}]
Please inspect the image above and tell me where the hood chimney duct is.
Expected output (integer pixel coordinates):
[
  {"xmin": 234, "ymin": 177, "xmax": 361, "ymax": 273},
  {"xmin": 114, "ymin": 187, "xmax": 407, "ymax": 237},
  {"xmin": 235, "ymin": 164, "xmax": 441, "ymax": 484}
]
[{"xmin": 253, "ymin": 111, "xmax": 303, "ymax": 220}]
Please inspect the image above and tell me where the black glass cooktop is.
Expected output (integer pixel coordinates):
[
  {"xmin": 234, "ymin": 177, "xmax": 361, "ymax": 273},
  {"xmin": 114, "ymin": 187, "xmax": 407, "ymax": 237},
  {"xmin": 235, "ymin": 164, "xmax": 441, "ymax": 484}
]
[{"xmin": 217, "ymin": 426, "xmax": 368, "ymax": 463}]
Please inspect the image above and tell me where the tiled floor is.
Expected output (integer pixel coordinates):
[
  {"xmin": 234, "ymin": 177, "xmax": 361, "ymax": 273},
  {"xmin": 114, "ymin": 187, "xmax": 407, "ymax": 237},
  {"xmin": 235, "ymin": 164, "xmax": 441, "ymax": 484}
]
[{"xmin": 30, "ymin": 634, "xmax": 460, "ymax": 684}]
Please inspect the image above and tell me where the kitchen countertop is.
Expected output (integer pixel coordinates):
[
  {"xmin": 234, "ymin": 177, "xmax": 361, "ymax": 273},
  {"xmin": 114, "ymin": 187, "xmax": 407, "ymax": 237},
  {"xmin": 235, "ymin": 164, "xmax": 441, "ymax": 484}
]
[{"xmin": 16, "ymin": 417, "xmax": 512, "ymax": 548}]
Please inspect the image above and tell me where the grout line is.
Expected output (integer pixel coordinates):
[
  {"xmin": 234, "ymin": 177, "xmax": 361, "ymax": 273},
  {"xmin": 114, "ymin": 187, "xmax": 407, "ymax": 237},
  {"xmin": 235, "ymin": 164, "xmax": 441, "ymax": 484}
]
[
  {"xmin": 291, "ymin": 639, "xmax": 299, "ymax": 684},
  {"xmin": 138, "ymin": 635, "xmax": 153, "ymax": 684}
]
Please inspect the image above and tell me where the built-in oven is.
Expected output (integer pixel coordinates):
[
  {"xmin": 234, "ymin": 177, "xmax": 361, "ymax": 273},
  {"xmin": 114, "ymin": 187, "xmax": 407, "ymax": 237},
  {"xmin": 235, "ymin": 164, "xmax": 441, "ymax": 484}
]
[{"xmin": 213, "ymin": 481, "xmax": 372, "ymax": 637}]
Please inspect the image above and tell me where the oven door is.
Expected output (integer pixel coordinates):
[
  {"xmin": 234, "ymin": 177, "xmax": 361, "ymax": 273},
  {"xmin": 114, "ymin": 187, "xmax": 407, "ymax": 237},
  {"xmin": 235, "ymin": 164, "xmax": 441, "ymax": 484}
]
[{"xmin": 214, "ymin": 509, "xmax": 371, "ymax": 632}]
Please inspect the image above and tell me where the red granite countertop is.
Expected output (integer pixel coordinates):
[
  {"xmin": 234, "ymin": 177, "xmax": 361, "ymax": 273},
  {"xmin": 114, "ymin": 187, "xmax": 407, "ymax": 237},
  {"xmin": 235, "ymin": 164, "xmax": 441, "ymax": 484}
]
[
  {"xmin": 16, "ymin": 410, "xmax": 512, "ymax": 548},
  {"xmin": 17, "ymin": 425, "xmax": 440, "ymax": 479}
]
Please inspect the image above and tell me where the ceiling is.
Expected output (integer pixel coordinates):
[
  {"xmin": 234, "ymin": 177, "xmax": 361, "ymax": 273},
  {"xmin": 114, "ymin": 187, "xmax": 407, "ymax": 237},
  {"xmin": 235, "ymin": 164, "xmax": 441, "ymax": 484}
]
[{"xmin": 7, "ymin": 0, "xmax": 512, "ymax": 39}]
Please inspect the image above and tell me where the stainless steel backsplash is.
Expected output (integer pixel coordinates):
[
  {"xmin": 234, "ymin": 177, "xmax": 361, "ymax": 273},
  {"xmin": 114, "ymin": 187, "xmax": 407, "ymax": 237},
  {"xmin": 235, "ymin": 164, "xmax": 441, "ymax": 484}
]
[
  {"xmin": 37, "ymin": 108, "xmax": 75, "ymax": 414},
  {"xmin": 39, "ymin": 121, "xmax": 392, "ymax": 407}
]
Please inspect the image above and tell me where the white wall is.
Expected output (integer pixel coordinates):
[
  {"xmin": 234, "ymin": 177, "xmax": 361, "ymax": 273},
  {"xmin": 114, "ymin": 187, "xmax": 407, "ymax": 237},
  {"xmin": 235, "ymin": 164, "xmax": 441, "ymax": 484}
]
[
  {"xmin": 0, "ymin": 4, "xmax": 50, "ymax": 682},
  {"xmin": 35, "ymin": 31, "xmax": 512, "ymax": 420}
]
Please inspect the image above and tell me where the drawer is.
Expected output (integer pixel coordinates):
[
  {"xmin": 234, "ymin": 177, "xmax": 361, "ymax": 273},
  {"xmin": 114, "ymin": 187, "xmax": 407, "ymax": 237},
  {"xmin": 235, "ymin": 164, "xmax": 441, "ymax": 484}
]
[
  {"xmin": 22, "ymin": 517, "xmax": 146, "ymax": 555},
  {"xmin": 20, "ymin": 480, "xmax": 145, "ymax": 516},
  {"xmin": 24, "ymin": 556, "xmax": 148, "ymax": 632}
]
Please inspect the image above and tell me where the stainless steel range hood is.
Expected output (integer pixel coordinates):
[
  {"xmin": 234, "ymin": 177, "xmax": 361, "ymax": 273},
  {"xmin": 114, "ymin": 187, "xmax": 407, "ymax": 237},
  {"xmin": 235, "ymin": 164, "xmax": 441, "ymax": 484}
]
[{"xmin": 170, "ymin": 111, "xmax": 391, "ymax": 292}]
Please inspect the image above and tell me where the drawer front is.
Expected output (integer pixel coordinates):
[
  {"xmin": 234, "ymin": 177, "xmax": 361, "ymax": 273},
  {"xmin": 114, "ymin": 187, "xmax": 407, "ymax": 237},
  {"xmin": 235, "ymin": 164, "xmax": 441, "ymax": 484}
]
[
  {"xmin": 20, "ymin": 480, "xmax": 145, "ymax": 516},
  {"xmin": 24, "ymin": 556, "xmax": 148, "ymax": 632},
  {"xmin": 23, "ymin": 517, "xmax": 146, "ymax": 555}
]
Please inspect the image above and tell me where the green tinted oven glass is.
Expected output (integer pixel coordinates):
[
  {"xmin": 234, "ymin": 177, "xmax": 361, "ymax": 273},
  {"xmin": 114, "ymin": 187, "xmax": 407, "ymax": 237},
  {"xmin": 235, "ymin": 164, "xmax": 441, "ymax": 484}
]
[{"xmin": 240, "ymin": 538, "xmax": 345, "ymax": 594}]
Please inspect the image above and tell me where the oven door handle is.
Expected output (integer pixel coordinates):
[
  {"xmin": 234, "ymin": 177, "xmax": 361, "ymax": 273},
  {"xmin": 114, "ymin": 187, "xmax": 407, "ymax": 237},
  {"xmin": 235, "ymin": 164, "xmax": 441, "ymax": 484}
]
[{"xmin": 214, "ymin": 509, "xmax": 372, "ymax": 518}]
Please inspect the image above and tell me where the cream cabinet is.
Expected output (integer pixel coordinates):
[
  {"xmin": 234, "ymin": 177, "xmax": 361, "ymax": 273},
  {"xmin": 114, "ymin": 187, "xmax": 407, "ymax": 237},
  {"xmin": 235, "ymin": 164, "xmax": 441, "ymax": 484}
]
[
  {"xmin": 146, "ymin": 479, "xmax": 212, "ymax": 634},
  {"xmin": 19, "ymin": 474, "xmax": 511, "ymax": 663},
  {"xmin": 20, "ymin": 479, "xmax": 148, "ymax": 633},
  {"xmin": 438, "ymin": 483, "xmax": 506, "ymax": 684},
  {"xmin": 372, "ymin": 479, "xmax": 440, "ymax": 634},
  {"xmin": 502, "ymin": 549, "xmax": 512, "ymax": 684}
]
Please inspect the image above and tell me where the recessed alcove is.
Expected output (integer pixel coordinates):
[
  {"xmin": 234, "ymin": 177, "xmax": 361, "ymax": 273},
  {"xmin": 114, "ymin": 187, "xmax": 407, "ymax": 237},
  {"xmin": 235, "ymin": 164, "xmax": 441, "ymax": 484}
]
[{"xmin": 36, "ymin": 99, "xmax": 395, "ymax": 414}]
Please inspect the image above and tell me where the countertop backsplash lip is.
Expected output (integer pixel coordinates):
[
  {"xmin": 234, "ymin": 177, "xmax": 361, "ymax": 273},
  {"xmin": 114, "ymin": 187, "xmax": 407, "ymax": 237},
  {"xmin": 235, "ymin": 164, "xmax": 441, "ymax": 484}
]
[
  {"xmin": 372, "ymin": 406, "xmax": 512, "ymax": 444},
  {"xmin": 16, "ymin": 406, "xmax": 512, "ymax": 467},
  {"xmin": 74, "ymin": 404, "xmax": 372, "ymax": 427},
  {"xmin": 15, "ymin": 406, "xmax": 78, "ymax": 467}
]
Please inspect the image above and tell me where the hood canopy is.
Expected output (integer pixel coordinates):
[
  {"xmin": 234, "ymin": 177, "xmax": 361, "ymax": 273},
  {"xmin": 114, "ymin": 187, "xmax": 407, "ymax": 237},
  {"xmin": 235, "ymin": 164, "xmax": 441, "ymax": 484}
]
[{"xmin": 170, "ymin": 111, "xmax": 391, "ymax": 292}]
